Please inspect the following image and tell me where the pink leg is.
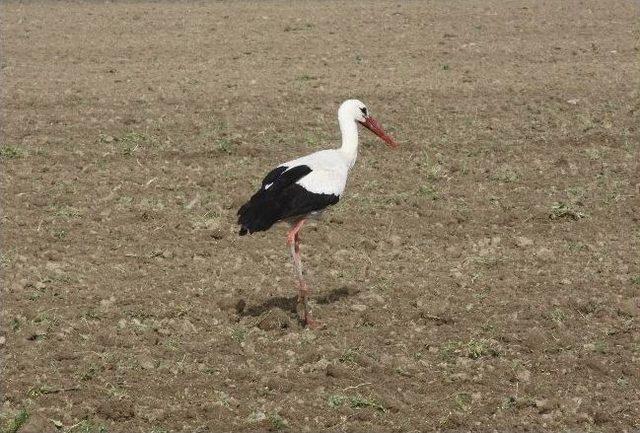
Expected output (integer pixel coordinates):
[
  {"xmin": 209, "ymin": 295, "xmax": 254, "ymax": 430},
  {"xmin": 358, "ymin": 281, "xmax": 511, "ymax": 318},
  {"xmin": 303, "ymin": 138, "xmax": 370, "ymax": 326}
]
[
  {"xmin": 286, "ymin": 219, "xmax": 306, "ymax": 247},
  {"xmin": 286, "ymin": 220, "xmax": 321, "ymax": 328}
]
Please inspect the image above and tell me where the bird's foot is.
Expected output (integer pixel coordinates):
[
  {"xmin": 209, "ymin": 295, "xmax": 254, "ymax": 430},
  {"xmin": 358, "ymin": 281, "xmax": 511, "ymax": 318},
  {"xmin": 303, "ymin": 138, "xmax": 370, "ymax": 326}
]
[
  {"xmin": 304, "ymin": 313, "xmax": 324, "ymax": 330},
  {"xmin": 296, "ymin": 298, "xmax": 323, "ymax": 329}
]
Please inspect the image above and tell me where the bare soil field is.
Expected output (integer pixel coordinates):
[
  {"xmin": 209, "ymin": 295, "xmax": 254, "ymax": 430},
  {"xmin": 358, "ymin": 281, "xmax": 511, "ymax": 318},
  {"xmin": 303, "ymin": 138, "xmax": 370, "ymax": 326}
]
[{"xmin": 1, "ymin": 1, "xmax": 639, "ymax": 432}]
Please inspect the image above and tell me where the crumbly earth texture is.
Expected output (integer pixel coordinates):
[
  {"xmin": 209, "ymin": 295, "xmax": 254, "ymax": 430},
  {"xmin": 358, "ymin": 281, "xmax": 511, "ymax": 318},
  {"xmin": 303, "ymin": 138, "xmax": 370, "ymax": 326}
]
[{"xmin": 1, "ymin": 1, "xmax": 639, "ymax": 432}]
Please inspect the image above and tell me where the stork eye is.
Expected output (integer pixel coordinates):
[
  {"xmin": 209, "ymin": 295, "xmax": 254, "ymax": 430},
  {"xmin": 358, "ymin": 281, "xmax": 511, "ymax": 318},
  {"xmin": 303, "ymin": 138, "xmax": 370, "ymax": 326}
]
[{"xmin": 360, "ymin": 107, "xmax": 368, "ymax": 116}]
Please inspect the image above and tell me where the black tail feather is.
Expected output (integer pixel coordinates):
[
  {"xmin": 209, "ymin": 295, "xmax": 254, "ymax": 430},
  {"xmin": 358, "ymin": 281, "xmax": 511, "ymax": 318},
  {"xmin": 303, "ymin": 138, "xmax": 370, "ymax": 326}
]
[{"xmin": 236, "ymin": 189, "xmax": 284, "ymax": 235}]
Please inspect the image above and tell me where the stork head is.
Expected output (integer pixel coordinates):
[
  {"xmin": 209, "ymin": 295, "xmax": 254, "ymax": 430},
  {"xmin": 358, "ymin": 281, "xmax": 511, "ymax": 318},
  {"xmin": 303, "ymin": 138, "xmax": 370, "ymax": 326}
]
[{"xmin": 339, "ymin": 99, "xmax": 398, "ymax": 148}]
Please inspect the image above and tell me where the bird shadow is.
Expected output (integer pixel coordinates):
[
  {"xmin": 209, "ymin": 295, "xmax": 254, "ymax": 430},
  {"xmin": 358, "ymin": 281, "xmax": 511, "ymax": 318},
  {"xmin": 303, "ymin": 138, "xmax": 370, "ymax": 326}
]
[{"xmin": 240, "ymin": 286, "xmax": 360, "ymax": 318}]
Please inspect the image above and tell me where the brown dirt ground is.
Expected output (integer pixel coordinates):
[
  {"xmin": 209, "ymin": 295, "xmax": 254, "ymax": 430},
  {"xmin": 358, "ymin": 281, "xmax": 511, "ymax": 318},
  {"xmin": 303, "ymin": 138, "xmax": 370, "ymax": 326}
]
[{"xmin": 1, "ymin": 1, "xmax": 639, "ymax": 432}]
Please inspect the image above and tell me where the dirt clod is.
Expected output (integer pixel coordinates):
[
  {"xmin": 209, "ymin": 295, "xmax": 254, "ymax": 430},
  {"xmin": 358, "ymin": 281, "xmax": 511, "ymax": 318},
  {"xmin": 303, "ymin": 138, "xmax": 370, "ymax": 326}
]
[
  {"xmin": 96, "ymin": 400, "xmax": 135, "ymax": 421},
  {"xmin": 325, "ymin": 363, "xmax": 350, "ymax": 379},
  {"xmin": 618, "ymin": 297, "xmax": 639, "ymax": 317},
  {"xmin": 256, "ymin": 308, "xmax": 292, "ymax": 331}
]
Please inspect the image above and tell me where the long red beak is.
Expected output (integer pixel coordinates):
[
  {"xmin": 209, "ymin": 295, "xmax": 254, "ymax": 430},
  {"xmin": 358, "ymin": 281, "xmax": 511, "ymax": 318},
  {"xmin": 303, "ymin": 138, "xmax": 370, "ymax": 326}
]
[{"xmin": 359, "ymin": 116, "xmax": 398, "ymax": 148}]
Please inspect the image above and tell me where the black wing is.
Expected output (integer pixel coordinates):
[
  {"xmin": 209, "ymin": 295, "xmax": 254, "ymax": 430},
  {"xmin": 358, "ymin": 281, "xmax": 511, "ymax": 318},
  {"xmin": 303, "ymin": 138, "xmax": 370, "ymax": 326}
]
[{"xmin": 237, "ymin": 164, "xmax": 339, "ymax": 235}]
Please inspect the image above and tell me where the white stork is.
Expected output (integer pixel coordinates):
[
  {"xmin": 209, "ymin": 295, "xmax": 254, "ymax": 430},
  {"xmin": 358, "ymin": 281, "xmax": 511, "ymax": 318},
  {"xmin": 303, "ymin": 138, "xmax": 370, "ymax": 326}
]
[{"xmin": 237, "ymin": 99, "xmax": 398, "ymax": 327}]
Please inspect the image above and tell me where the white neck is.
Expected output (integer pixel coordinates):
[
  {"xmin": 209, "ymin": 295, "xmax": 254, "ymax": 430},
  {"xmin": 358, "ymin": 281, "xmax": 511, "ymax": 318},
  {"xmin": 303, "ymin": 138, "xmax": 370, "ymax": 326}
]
[{"xmin": 338, "ymin": 110, "xmax": 359, "ymax": 168}]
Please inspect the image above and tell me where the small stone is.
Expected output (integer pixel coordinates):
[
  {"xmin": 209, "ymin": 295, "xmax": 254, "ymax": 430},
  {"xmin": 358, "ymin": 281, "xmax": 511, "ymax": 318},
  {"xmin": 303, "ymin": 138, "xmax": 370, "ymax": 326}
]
[
  {"xmin": 210, "ymin": 228, "xmax": 225, "ymax": 240},
  {"xmin": 575, "ymin": 412, "xmax": 593, "ymax": 423},
  {"xmin": 100, "ymin": 296, "xmax": 116, "ymax": 307},
  {"xmin": 451, "ymin": 269, "xmax": 464, "ymax": 279},
  {"xmin": 593, "ymin": 410, "xmax": 610, "ymax": 425},
  {"xmin": 350, "ymin": 304, "xmax": 367, "ymax": 312},
  {"xmin": 445, "ymin": 246, "xmax": 461, "ymax": 257},
  {"xmin": 450, "ymin": 372, "xmax": 470, "ymax": 382},
  {"xmin": 516, "ymin": 369, "xmax": 531, "ymax": 383},
  {"xmin": 567, "ymin": 99, "xmax": 579, "ymax": 105},
  {"xmin": 536, "ymin": 247, "xmax": 555, "ymax": 262},
  {"xmin": 515, "ymin": 236, "xmax": 533, "ymax": 247},
  {"xmin": 360, "ymin": 239, "xmax": 377, "ymax": 251},
  {"xmin": 619, "ymin": 297, "xmax": 639, "ymax": 317},
  {"xmin": 247, "ymin": 410, "xmax": 266, "ymax": 422},
  {"xmin": 45, "ymin": 251, "xmax": 62, "ymax": 261},
  {"xmin": 140, "ymin": 359, "xmax": 155, "ymax": 370},
  {"xmin": 157, "ymin": 328, "xmax": 171, "ymax": 336},
  {"xmin": 45, "ymin": 261, "xmax": 62, "ymax": 272},
  {"xmin": 389, "ymin": 235, "xmax": 402, "ymax": 247},
  {"xmin": 365, "ymin": 293, "xmax": 385, "ymax": 304},
  {"xmin": 333, "ymin": 249, "xmax": 350, "ymax": 260},
  {"xmin": 300, "ymin": 357, "xmax": 330, "ymax": 373},
  {"xmin": 535, "ymin": 398, "xmax": 558, "ymax": 414},
  {"xmin": 456, "ymin": 357, "xmax": 472, "ymax": 368},
  {"xmin": 263, "ymin": 376, "xmax": 293, "ymax": 393}
]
